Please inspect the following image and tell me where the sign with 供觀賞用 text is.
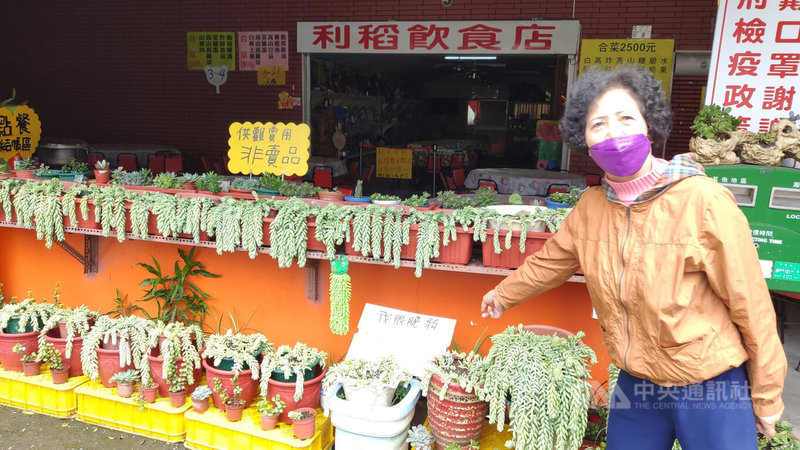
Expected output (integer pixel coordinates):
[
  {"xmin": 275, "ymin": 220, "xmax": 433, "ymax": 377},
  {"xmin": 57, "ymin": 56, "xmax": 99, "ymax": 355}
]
[
  {"xmin": 187, "ymin": 32, "xmax": 236, "ymax": 71},
  {"xmin": 705, "ymin": 0, "xmax": 800, "ymax": 133},
  {"xmin": 0, "ymin": 105, "xmax": 41, "ymax": 162},
  {"xmin": 227, "ymin": 122, "xmax": 310, "ymax": 176},
  {"xmin": 579, "ymin": 39, "xmax": 675, "ymax": 98}
]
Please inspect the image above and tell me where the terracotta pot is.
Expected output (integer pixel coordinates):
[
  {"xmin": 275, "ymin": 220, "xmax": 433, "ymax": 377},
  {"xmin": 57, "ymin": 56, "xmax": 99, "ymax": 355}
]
[
  {"xmin": 266, "ymin": 366, "xmax": 326, "ymax": 423},
  {"xmin": 94, "ymin": 170, "xmax": 110, "ymax": 183},
  {"xmin": 100, "ymin": 340, "xmax": 120, "ymax": 350},
  {"xmin": 202, "ymin": 358, "xmax": 259, "ymax": 409},
  {"xmin": 169, "ymin": 389, "xmax": 188, "ymax": 408},
  {"xmin": 0, "ymin": 331, "xmax": 39, "ymax": 372},
  {"xmin": 96, "ymin": 346, "xmax": 135, "ymax": 387},
  {"xmin": 141, "ymin": 386, "xmax": 158, "ymax": 403},
  {"xmin": 317, "ymin": 191, "xmax": 345, "ymax": 202},
  {"xmin": 182, "ymin": 182, "xmax": 197, "ymax": 191},
  {"xmin": 225, "ymin": 403, "xmax": 245, "ymax": 422},
  {"xmin": 261, "ymin": 414, "xmax": 279, "ymax": 431},
  {"xmin": 148, "ymin": 353, "xmax": 202, "ymax": 397},
  {"xmin": 427, "ymin": 373, "xmax": 488, "ymax": 448},
  {"xmin": 50, "ymin": 366, "xmax": 70, "ymax": 384},
  {"xmin": 192, "ymin": 397, "xmax": 209, "ymax": 413},
  {"xmin": 22, "ymin": 361, "xmax": 42, "ymax": 376},
  {"xmin": 14, "ymin": 169, "xmax": 34, "ymax": 179},
  {"xmin": 45, "ymin": 330, "xmax": 85, "ymax": 377},
  {"xmin": 291, "ymin": 407, "xmax": 317, "ymax": 440},
  {"xmin": 117, "ymin": 382, "xmax": 134, "ymax": 398}
]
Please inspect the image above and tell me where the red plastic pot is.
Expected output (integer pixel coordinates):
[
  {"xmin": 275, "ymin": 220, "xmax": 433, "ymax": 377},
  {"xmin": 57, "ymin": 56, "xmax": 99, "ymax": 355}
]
[
  {"xmin": 50, "ymin": 366, "xmax": 70, "ymax": 384},
  {"xmin": 266, "ymin": 366, "xmax": 326, "ymax": 423},
  {"xmin": 22, "ymin": 361, "xmax": 42, "ymax": 376},
  {"xmin": 142, "ymin": 386, "xmax": 158, "ymax": 403},
  {"xmin": 0, "ymin": 331, "xmax": 39, "ymax": 372},
  {"xmin": 192, "ymin": 397, "xmax": 209, "ymax": 413},
  {"xmin": 45, "ymin": 331, "xmax": 85, "ymax": 377},
  {"xmin": 148, "ymin": 353, "xmax": 202, "ymax": 397},
  {"xmin": 481, "ymin": 229, "xmax": 553, "ymax": 269},
  {"xmin": 427, "ymin": 373, "xmax": 488, "ymax": 448},
  {"xmin": 117, "ymin": 382, "xmax": 134, "ymax": 398},
  {"xmin": 96, "ymin": 347, "xmax": 135, "ymax": 387},
  {"xmin": 94, "ymin": 170, "xmax": 110, "ymax": 184},
  {"xmin": 291, "ymin": 407, "xmax": 317, "ymax": 440},
  {"xmin": 202, "ymin": 358, "xmax": 259, "ymax": 410},
  {"xmin": 169, "ymin": 390, "xmax": 188, "ymax": 408},
  {"xmin": 225, "ymin": 403, "xmax": 245, "ymax": 422},
  {"xmin": 261, "ymin": 414, "xmax": 279, "ymax": 431}
]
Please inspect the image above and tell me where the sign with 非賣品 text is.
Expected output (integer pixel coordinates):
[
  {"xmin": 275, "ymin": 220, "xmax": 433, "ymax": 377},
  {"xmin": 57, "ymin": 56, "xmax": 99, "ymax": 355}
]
[
  {"xmin": 227, "ymin": 122, "xmax": 310, "ymax": 176},
  {"xmin": 705, "ymin": 0, "xmax": 800, "ymax": 132}
]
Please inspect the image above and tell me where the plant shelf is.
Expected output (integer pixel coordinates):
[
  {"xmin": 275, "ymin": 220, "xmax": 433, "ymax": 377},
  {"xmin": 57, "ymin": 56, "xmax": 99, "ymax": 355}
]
[
  {"xmin": 0, "ymin": 366, "xmax": 89, "ymax": 418},
  {"xmin": 185, "ymin": 405, "xmax": 333, "ymax": 450}
]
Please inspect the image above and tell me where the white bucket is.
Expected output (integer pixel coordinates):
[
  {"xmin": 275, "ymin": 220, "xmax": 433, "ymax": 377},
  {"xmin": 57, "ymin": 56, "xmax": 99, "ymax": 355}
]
[{"xmin": 781, "ymin": 158, "xmax": 800, "ymax": 169}]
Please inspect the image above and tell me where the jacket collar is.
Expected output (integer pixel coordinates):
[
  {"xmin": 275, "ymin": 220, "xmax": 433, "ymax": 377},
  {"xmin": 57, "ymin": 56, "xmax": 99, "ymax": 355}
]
[{"xmin": 602, "ymin": 153, "xmax": 706, "ymax": 204}]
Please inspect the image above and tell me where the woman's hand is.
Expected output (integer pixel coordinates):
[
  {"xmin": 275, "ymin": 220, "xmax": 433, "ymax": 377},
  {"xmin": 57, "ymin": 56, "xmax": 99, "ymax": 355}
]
[
  {"xmin": 755, "ymin": 407, "xmax": 783, "ymax": 438},
  {"xmin": 481, "ymin": 289, "xmax": 506, "ymax": 319}
]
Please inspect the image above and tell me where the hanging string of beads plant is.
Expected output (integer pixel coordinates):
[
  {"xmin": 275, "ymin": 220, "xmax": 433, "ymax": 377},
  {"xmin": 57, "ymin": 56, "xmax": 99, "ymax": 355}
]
[{"xmin": 328, "ymin": 255, "xmax": 351, "ymax": 335}]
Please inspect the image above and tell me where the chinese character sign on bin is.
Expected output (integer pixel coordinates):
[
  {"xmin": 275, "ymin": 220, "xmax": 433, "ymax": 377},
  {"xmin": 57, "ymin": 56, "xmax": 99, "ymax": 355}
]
[
  {"xmin": 705, "ymin": 0, "xmax": 800, "ymax": 132},
  {"xmin": 0, "ymin": 105, "xmax": 41, "ymax": 162},
  {"xmin": 227, "ymin": 122, "xmax": 310, "ymax": 176},
  {"xmin": 579, "ymin": 39, "xmax": 675, "ymax": 98},
  {"xmin": 187, "ymin": 32, "xmax": 236, "ymax": 71},
  {"xmin": 376, "ymin": 147, "xmax": 412, "ymax": 179}
]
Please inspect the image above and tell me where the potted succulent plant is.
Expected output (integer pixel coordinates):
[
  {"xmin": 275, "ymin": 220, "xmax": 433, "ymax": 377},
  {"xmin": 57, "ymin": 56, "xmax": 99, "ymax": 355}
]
[
  {"xmin": 689, "ymin": 104, "xmax": 743, "ymax": 165},
  {"xmin": 94, "ymin": 159, "xmax": 111, "ymax": 183},
  {"xmin": 40, "ymin": 304, "xmax": 99, "ymax": 377},
  {"xmin": 260, "ymin": 343, "xmax": 327, "ymax": 423},
  {"xmin": 13, "ymin": 343, "xmax": 41, "ymax": 376},
  {"xmin": 194, "ymin": 171, "xmax": 223, "ymax": 194},
  {"xmin": 201, "ymin": 330, "xmax": 271, "ymax": 409},
  {"xmin": 214, "ymin": 375, "xmax": 245, "ymax": 421},
  {"xmin": 110, "ymin": 368, "xmax": 139, "ymax": 398},
  {"xmin": 229, "ymin": 176, "xmax": 261, "ymax": 194},
  {"xmin": 14, "ymin": 157, "xmax": 36, "ymax": 179},
  {"xmin": 476, "ymin": 325, "xmax": 596, "ymax": 450},
  {"xmin": 0, "ymin": 296, "xmax": 56, "ymax": 371},
  {"xmin": 288, "ymin": 408, "xmax": 317, "ymax": 440},
  {"xmin": 369, "ymin": 193, "xmax": 402, "ymax": 205},
  {"xmin": 140, "ymin": 370, "xmax": 159, "ymax": 403},
  {"xmin": 167, "ymin": 363, "xmax": 189, "ymax": 407},
  {"xmin": 322, "ymin": 356, "xmax": 412, "ymax": 408},
  {"xmin": 80, "ymin": 315, "xmax": 153, "ymax": 387},
  {"xmin": 257, "ymin": 394, "xmax": 287, "ymax": 431},
  {"xmin": 181, "ymin": 173, "xmax": 200, "ymax": 191},
  {"xmin": 257, "ymin": 172, "xmax": 285, "ymax": 195},
  {"xmin": 421, "ymin": 351, "xmax": 487, "ymax": 448},
  {"xmin": 146, "ymin": 321, "xmax": 205, "ymax": 397},
  {"xmin": 344, "ymin": 180, "xmax": 370, "ymax": 203},
  {"xmin": 59, "ymin": 157, "xmax": 90, "ymax": 181},
  {"xmin": 406, "ymin": 424, "xmax": 435, "ymax": 450},
  {"xmin": 36, "ymin": 341, "xmax": 70, "ymax": 384},
  {"xmin": 545, "ymin": 187, "xmax": 583, "ymax": 210},
  {"xmin": 152, "ymin": 172, "xmax": 182, "ymax": 191},
  {"xmin": 191, "ymin": 385, "xmax": 212, "ymax": 413},
  {"xmin": 279, "ymin": 181, "xmax": 319, "ymax": 198},
  {"xmin": 317, "ymin": 187, "xmax": 345, "ymax": 202}
]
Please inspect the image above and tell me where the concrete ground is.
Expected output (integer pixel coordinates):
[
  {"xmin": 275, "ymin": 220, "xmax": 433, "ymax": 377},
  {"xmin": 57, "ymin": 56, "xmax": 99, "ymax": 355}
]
[{"xmin": 0, "ymin": 302, "xmax": 799, "ymax": 448}]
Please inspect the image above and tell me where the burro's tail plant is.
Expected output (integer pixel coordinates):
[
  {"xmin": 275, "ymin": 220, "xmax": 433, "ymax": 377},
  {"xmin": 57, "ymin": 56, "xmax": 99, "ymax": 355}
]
[
  {"xmin": 259, "ymin": 343, "xmax": 327, "ymax": 401},
  {"xmin": 80, "ymin": 315, "xmax": 154, "ymax": 381},
  {"xmin": 477, "ymin": 325, "xmax": 597, "ymax": 450}
]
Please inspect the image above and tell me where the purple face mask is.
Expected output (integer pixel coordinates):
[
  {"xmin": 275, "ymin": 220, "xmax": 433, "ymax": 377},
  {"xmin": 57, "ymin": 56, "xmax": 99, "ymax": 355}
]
[{"xmin": 588, "ymin": 134, "xmax": 651, "ymax": 178}]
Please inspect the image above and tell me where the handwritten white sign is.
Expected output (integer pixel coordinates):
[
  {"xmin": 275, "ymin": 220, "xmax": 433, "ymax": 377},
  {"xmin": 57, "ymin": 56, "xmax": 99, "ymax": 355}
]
[{"xmin": 346, "ymin": 303, "xmax": 456, "ymax": 379}]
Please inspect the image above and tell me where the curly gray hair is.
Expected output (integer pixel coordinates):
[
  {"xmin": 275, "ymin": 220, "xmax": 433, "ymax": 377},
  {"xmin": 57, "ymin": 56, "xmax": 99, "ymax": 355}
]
[{"xmin": 558, "ymin": 66, "xmax": 672, "ymax": 154}]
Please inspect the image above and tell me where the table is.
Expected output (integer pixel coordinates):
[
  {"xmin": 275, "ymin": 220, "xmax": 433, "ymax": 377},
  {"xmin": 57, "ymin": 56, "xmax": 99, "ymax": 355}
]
[
  {"xmin": 465, "ymin": 168, "xmax": 587, "ymax": 196},
  {"xmin": 88, "ymin": 143, "xmax": 181, "ymax": 169}
]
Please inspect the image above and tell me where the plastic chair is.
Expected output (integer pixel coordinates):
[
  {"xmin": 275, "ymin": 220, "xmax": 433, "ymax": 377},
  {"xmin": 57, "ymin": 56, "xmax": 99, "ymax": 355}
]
[
  {"xmin": 451, "ymin": 168, "xmax": 468, "ymax": 193},
  {"xmin": 87, "ymin": 152, "xmax": 105, "ymax": 168},
  {"xmin": 164, "ymin": 155, "xmax": 184, "ymax": 174},
  {"xmin": 478, "ymin": 178, "xmax": 498, "ymax": 192},
  {"xmin": 313, "ymin": 165, "xmax": 333, "ymax": 190},
  {"xmin": 466, "ymin": 150, "xmax": 480, "ymax": 172},
  {"xmin": 450, "ymin": 152, "xmax": 465, "ymax": 169},
  {"xmin": 425, "ymin": 154, "xmax": 442, "ymax": 173},
  {"xmin": 361, "ymin": 164, "xmax": 375, "ymax": 184},
  {"xmin": 117, "ymin": 153, "xmax": 137, "ymax": 171},
  {"xmin": 584, "ymin": 173, "xmax": 602, "ymax": 187},
  {"xmin": 546, "ymin": 183, "xmax": 570, "ymax": 195},
  {"xmin": 147, "ymin": 154, "xmax": 165, "ymax": 175}
]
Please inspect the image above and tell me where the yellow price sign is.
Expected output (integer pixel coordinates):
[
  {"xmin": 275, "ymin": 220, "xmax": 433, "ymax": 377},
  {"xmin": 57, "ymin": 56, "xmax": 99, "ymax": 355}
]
[
  {"xmin": 376, "ymin": 147, "xmax": 412, "ymax": 179},
  {"xmin": 579, "ymin": 39, "xmax": 674, "ymax": 98},
  {"xmin": 0, "ymin": 105, "xmax": 42, "ymax": 162},
  {"xmin": 227, "ymin": 122, "xmax": 310, "ymax": 176}
]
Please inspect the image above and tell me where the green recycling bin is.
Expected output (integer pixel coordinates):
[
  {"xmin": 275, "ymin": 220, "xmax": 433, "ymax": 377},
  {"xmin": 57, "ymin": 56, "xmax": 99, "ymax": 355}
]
[{"xmin": 705, "ymin": 164, "xmax": 800, "ymax": 293}]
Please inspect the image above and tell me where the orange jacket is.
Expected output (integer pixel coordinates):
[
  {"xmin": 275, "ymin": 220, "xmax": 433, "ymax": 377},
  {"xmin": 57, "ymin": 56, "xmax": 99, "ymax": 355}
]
[{"xmin": 495, "ymin": 174, "xmax": 786, "ymax": 417}]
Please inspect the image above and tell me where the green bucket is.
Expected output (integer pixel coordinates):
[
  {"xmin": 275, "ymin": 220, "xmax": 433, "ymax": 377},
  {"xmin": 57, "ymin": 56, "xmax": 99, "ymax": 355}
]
[
  {"xmin": 271, "ymin": 358, "xmax": 320, "ymax": 382},
  {"xmin": 216, "ymin": 348, "xmax": 263, "ymax": 371}
]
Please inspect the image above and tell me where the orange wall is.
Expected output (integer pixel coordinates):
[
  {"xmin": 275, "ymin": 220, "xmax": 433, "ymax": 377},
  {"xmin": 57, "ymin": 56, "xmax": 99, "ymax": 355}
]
[{"xmin": 0, "ymin": 227, "xmax": 611, "ymax": 380}]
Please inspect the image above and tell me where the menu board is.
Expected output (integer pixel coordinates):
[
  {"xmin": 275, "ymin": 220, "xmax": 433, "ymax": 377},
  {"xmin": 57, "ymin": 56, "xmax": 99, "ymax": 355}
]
[
  {"xmin": 187, "ymin": 32, "xmax": 236, "ymax": 71},
  {"xmin": 238, "ymin": 31, "xmax": 289, "ymax": 71},
  {"xmin": 579, "ymin": 39, "xmax": 675, "ymax": 98},
  {"xmin": 376, "ymin": 147, "xmax": 413, "ymax": 179}
]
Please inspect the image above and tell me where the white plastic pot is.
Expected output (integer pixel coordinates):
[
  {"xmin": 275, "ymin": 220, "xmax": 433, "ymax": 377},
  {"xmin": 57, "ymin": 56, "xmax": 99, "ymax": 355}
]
[
  {"xmin": 342, "ymin": 383, "xmax": 396, "ymax": 407},
  {"xmin": 325, "ymin": 379, "xmax": 421, "ymax": 450}
]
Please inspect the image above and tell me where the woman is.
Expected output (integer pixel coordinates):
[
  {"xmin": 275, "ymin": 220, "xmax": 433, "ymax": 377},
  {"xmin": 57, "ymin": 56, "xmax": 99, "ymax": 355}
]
[{"xmin": 480, "ymin": 66, "xmax": 786, "ymax": 449}]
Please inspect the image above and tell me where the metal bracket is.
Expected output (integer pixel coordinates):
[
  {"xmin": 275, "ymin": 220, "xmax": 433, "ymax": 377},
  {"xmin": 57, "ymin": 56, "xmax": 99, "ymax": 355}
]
[
  {"xmin": 306, "ymin": 259, "xmax": 320, "ymax": 303},
  {"xmin": 55, "ymin": 235, "xmax": 98, "ymax": 273}
]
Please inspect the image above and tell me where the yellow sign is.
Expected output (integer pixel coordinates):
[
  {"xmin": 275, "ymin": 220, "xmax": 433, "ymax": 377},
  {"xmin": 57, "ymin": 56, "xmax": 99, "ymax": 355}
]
[
  {"xmin": 0, "ymin": 105, "xmax": 41, "ymax": 162},
  {"xmin": 187, "ymin": 32, "xmax": 236, "ymax": 71},
  {"xmin": 579, "ymin": 39, "xmax": 674, "ymax": 98},
  {"xmin": 257, "ymin": 66, "xmax": 286, "ymax": 86},
  {"xmin": 227, "ymin": 122, "xmax": 310, "ymax": 176},
  {"xmin": 376, "ymin": 147, "xmax": 412, "ymax": 180}
]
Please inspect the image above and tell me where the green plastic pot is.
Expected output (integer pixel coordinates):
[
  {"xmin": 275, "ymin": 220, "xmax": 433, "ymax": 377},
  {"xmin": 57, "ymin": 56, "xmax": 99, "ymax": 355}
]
[
  {"xmin": 216, "ymin": 348, "xmax": 264, "ymax": 371},
  {"xmin": 4, "ymin": 316, "xmax": 44, "ymax": 334},
  {"xmin": 271, "ymin": 358, "xmax": 320, "ymax": 383}
]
